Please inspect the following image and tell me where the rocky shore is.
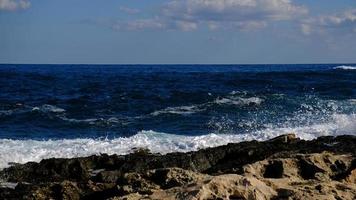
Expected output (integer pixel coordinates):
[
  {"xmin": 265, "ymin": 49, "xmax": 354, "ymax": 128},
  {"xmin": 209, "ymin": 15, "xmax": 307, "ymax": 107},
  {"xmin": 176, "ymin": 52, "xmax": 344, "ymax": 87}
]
[{"xmin": 1, "ymin": 134, "xmax": 356, "ymax": 200}]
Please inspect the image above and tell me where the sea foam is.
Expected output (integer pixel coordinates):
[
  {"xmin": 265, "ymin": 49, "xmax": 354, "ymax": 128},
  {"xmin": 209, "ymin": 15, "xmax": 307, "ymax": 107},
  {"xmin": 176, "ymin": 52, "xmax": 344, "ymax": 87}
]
[
  {"xmin": 214, "ymin": 97, "xmax": 263, "ymax": 106},
  {"xmin": 32, "ymin": 104, "xmax": 66, "ymax": 113},
  {"xmin": 150, "ymin": 105, "xmax": 205, "ymax": 116},
  {"xmin": 0, "ymin": 113, "xmax": 355, "ymax": 169},
  {"xmin": 149, "ymin": 96, "xmax": 263, "ymax": 116},
  {"xmin": 333, "ymin": 65, "xmax": 356, "ymax": 70}
]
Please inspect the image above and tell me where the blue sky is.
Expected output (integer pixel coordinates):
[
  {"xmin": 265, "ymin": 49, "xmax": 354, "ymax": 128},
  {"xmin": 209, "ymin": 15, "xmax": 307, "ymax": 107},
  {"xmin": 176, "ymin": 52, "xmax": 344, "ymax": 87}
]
[{"xmin": 0, "ymin": 0, "xmax": 355, "ymax": 64}]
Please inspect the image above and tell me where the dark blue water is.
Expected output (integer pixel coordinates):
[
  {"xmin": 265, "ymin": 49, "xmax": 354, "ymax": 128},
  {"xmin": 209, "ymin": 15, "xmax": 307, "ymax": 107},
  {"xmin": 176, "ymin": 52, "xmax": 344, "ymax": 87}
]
[{"xmin": 0, "ymin": 64, "xmax": 355, "ymax": 140}]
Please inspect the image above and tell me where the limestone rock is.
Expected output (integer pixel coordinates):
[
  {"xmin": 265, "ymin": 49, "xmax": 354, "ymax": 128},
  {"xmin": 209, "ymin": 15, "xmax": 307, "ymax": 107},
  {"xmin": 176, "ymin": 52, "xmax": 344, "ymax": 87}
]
[{"xmin": 1, "ymin": 135, "xmax": 356, "ymax": 199}]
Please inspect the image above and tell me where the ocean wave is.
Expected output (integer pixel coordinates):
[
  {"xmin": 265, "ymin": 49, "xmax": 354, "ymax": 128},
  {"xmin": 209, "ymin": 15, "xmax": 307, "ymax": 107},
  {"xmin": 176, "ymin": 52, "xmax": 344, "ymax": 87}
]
[
  {"xmin": 59, "ymin": 116, "xmax": 131, "ymax": 126},
  {"xmin": 0, "ymin": 110, "xmax": 14, "ymax": 116},
  {"xmin": 0, "ymin": 130, "xmax": 247, "ymax": 169},
  {"xmin": 150, "ymin": 105, "xmax": 205, "ymax": 116},
  {"xmin": 0, "ymin": 104, "xmax": 130, "ymax": 126},
  {"xmin": 214, "ymin": 97, "xmax": 264, "ymax": 106},
  {"xmin": 32, "ymin": 104, "xmax": 66, "ymax": 113},
  {"xmin": 59, "ymin": 117, "xmax": 101, "ymax": 124},
  {"xmin": 1, "ymin": 113, "xmax": 355, "ymax": 169},
  {"xmin": 252, "ymin": 113, "xmax": 356, "ymax": 141},
  {"xmin": 1, "ymin": 104, "xmax": 66, "ymax": 116},
  {"xmin": 349, "ymin": 99, "xmax": 356, "ymax": 104},
  {"xmin": 149, "ymin": 95, "xmax": 263, "ymax": 117},
  {"xmin": 333, "ymin": 65, "xmax": 356, "ymax": 70}
]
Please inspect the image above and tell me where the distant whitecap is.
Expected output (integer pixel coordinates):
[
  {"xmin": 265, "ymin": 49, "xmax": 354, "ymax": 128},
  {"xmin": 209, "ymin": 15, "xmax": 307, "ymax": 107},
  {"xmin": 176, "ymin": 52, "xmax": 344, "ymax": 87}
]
[{"xmin": 333, "ymin": 65, "xmax": 356, "ymax": 70}]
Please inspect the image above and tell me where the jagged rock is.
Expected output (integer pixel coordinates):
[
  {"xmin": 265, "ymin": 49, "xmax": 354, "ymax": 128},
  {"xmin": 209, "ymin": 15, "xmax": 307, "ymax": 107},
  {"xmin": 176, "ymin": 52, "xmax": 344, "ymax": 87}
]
[
  {"xmin": 2, "ymin": 134, "xmax": 356, "ymax": 183},
  {"xmin": 275, "ymin": 188, "xmax": 295, "ymax": 198},
  {"xmin": 117, "ymin": 172, "xmax": 159, "ymax": 195},
  {"xmin": 95, "ymin": 170, "xmax": 122, "ymax": 183},
  {"xmin": 1, "ymin": 135, "xmax": 356, "ymax": 199},
  {"xmin": 52, "ymin": 181, "xmax": 81, "ymax": 200},
  {"xmin": 269, "ymin": 133, "xmax": 297, "ymax": 143},
  {"xmin": 194, "ymin": 174, "xmax": 277, "ymax": 200},
  {"xmin": 148, "ymin": 168, "xmax": 207, "ymax": 189},
  {"xmin": 346, "ymin": 169, "xmax": 356, "ymax": 183}
]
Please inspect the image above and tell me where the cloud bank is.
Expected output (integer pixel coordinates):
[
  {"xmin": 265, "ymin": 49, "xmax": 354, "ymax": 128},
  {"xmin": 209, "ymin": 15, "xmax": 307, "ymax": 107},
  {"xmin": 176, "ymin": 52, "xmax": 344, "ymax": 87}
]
[
  {"xmin": 112, "ymin": 0, "xmax": 308, "ymax": 31},
  {"xmin": 0, "ymin": 0, "xmax": 30, "ymax": 11},
  {"xmin": 301, "ymin": 9, "xmax": 356, "ymax": 35}
]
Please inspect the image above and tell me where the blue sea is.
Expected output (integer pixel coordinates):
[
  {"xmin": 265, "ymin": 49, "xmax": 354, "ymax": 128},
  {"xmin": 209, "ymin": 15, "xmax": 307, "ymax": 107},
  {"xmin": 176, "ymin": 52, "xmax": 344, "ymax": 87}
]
[{"xmin": 0, "ymin": 64, "xmax": 355, "ymax": 168}]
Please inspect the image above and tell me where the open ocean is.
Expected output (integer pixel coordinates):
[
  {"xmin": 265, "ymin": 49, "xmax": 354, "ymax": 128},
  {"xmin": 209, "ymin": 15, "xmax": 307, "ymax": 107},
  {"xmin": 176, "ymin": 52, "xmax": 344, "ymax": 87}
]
[{"xmin": 0, "ymin": 64, "xmax": 355, "ymax": 168}]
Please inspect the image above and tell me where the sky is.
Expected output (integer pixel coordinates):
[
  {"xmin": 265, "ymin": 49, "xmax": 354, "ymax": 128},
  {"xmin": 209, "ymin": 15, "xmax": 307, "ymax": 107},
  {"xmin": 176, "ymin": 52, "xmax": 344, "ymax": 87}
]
[{"xmin": 0, "ymin": 0, "xmax": 355, "ymax": 64}]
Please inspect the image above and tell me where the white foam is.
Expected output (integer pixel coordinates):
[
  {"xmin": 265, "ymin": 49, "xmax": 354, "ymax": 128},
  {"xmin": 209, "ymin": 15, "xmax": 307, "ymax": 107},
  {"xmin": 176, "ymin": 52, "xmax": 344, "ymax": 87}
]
[
  {"xmin": 0, "ymin": 110, "xmax": 13, "ymax": 116},
  {"xmin": 0, "ymin": 104, "xmax": 66, "ymax": 116},
  {"xmin": 60, "ymin": 117, "xmax": 101, "ymax": 124},
  {"xmin": 254, "ymin": 114, "xmax": 356, "ymax": 141},
  {"xmin": 0, "ymin": 182, "xmax": 17, "ymax": 189},
  {"xmin": 150, "ymin": 105, "xmax": 205, "ymax": 116},
  {"xmin": 32, "ymin": 104, "xmax": 66, "ymax": 113},
  {"xmin": 150, "ymin": 95, "xmax": 264, "ymax": 116},
  {"xmin": 333, "ymin": 65, "xmax": 356, "ymax": 70},
  {"xmin": 0, "ymin": 113, "xmax": 355, "ymax": 169},
  {"xmin": 214, "ymin": 97, "xmax": 264, "ymax": 106},
  {"xmin": 0, "ymin": 131, "xmax": 247, "ymax": 169},
  {"xmin": 349, "ymin": 99, "xmax": 356, "ymax": 104}
]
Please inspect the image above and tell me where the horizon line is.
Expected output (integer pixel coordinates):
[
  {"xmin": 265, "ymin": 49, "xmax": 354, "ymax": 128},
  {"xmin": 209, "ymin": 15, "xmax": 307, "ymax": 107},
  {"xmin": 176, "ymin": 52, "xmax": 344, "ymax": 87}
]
[{"xmin": 0, "ymin": 62, "xmax": 355, "ymax": 66}]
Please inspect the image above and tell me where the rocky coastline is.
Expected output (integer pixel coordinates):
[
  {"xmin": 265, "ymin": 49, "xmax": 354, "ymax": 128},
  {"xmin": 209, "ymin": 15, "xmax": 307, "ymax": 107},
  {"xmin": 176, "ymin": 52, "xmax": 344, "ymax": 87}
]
[{"xmin": 1, "ymin": 134, "xmax": 356, "ymax": 200}]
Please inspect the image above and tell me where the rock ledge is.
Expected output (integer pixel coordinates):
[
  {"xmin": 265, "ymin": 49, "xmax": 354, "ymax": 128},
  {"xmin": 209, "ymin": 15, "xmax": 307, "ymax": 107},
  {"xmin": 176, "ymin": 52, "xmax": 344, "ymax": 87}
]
[{"xmin": 1, "ymin": 134, "xmax": 356, "ymax": 200}]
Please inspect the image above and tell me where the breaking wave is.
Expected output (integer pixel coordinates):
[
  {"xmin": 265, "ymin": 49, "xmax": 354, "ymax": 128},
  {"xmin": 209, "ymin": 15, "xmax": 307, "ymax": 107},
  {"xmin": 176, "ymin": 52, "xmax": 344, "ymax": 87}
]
[
  {"xmin": 214, "ymin": 96, "xmax": 263, "ymax": 106},
  {"xmin": 150, "ymin": 105, "xmax": 205, "ymax": 116},
  {"xmin": 1, "ymin": 113, "xmax": 355, "ymax": 169},
  {"xmin": 150, "ymin": 96, "xmax": 263, "ymax": 116},
  {"xmin": 1, "ymin": 64, "xmax": 356, "ymax": 169},
  {"xmin": 333, "ymin": 65, "xmax": 356, "ymax": 70}
]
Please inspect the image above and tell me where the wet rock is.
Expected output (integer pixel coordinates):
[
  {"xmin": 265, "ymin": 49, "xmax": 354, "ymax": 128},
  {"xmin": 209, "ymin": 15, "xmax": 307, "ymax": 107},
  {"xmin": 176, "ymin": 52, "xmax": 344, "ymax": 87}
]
[
  {"xmin": 95, "ymin": 170, "xmax": 122, "ymax": 183},
  {"xmin": 2, "ymin": 134, "xmax": 356, "ymax": 183},
  {"xmin": 52, "ymin": 181, "xmax": 81, "ymax": 200},
  {"xmin": 269, "ymin": 133, "xmax": 298, "ymax": 144},
  {"xmin": 0, "ymin": 134, "xmax": 356, "ymax": 199},
  {"xmin": 0, "ymin": 187, "xmax": 16, "ymax": 199}
]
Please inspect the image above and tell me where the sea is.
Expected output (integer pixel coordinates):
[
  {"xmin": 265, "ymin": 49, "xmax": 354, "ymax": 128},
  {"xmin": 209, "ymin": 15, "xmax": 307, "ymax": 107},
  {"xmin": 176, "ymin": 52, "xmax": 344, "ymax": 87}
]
[{"xmin": 0, "ymin": 64, "xmax": 355, "ymax": 168}]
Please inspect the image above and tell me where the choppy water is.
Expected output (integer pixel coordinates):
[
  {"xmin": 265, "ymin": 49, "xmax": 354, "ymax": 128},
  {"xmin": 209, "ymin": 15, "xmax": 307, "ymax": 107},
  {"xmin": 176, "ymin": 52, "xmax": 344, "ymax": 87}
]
[{"xmin": 0, "ymin": 64, "xmax": 355, "ymax": 168}]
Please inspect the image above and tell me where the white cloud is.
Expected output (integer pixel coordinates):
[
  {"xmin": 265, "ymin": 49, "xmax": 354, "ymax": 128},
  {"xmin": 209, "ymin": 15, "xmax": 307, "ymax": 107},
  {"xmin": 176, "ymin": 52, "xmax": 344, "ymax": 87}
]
[
  {"xmin": 111, "ymin": 0, "xmax": 307, "ymax": 31},
  {"xmin": 301, "ymin": 23, "xmax": 312, "ymax": 35},
  {"xmin": 163, "ymin": 0, "xmax": 307, "ymax": 21},
  {"xmin": 0, "ymin": 0, "xmax": 30, "ymax": 11},
  {"xmin": 78, "ymin": 0, "xmax": 307, "ymax": 32},
  {"xmin": 172, "ymin": 0, "xmax": 307, "ymax": 30},
  {"xmin": 175, "ymin": 20, "xmax": 198, "ymax": 31},
  {"xmin": 111, "ymin": 18, "xmax": 198, "ymax": 31},
  {"xmin": 301, "ymin": 9, "xmax": 356, "ymax": 35}
]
